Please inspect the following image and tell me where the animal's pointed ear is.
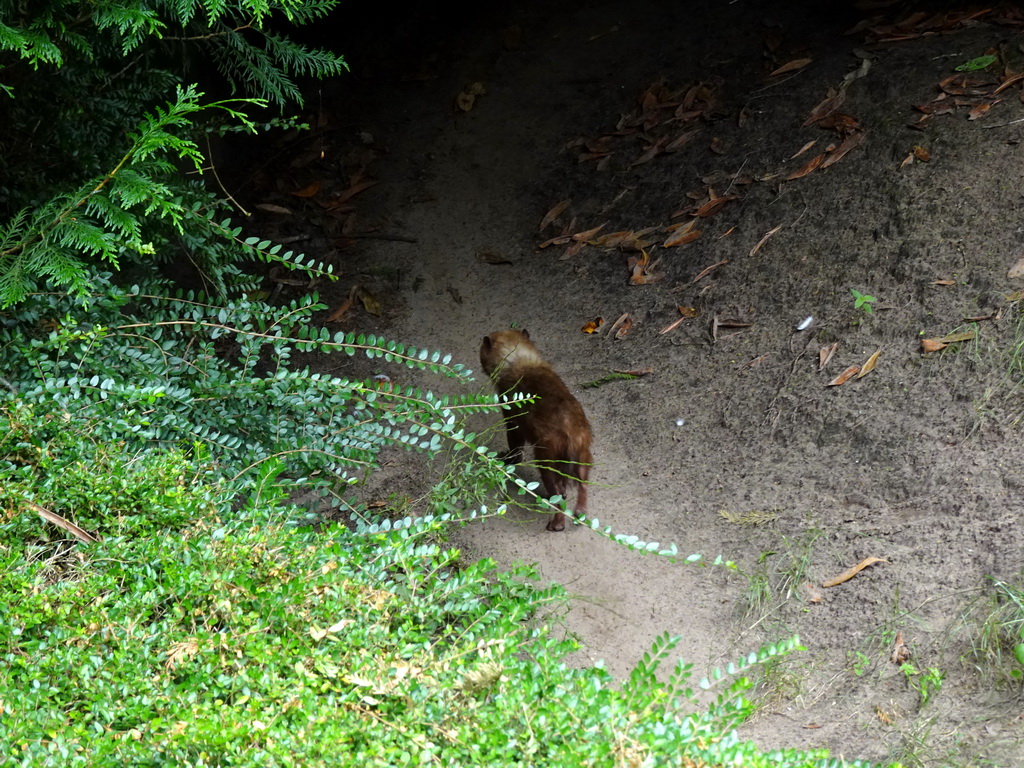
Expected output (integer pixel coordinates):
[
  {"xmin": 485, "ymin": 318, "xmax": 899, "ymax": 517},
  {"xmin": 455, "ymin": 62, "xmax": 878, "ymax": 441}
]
[
  {"xmin": 520, "ymin": 329, "xmax": 530, "ymax": 339},
  {"xmin": 481, "ymin": 335, "xmax": 492, "ymax": 350}
]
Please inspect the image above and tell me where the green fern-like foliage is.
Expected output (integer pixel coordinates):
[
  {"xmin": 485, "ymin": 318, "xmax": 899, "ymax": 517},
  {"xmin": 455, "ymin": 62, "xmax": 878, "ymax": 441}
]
[{"xmin": 0, "ymin": 277, "xmax": 516, "ymax": 518}]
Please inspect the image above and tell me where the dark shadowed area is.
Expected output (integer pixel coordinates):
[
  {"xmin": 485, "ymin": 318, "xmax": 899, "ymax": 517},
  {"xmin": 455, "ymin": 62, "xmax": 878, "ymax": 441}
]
[{"xmin": 230, "ymin": 2, "xmax": 1024, "ymax": 763}]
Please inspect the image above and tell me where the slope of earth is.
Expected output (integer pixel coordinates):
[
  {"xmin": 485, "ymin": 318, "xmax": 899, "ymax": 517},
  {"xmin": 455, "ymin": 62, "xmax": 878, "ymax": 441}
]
[{"xmin": 234, "ymin": 1, "xmax": 1024, "ymax": 764}]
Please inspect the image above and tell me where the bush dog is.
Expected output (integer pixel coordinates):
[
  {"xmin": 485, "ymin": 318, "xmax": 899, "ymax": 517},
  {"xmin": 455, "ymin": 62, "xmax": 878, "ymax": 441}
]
[{"xmin": 480, "ymin": 329, "xmax": 592, "ymax": 532}]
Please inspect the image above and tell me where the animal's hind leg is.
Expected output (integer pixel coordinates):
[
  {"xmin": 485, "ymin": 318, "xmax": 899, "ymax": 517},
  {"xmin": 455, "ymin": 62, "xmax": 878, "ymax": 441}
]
[{"xmin": 538, "ymin": 466, "xmax": 569, "ymax": 532}]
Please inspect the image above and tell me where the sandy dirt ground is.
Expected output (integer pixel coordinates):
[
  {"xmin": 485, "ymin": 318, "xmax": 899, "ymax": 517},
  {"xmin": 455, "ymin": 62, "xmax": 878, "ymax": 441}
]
[{"xmin": 233, "ymin": 2, "xmax": 1024, "ymax": 763}]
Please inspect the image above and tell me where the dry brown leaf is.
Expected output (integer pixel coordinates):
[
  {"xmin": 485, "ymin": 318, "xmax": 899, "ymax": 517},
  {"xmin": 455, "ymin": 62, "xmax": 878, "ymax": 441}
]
[
  {"xmin": 614, "ymin": 367, "xmax": 653, "ymax": 376},
  {"xmin": 921, "ymin": 338, "xmax": 948, "ymax": 352},
  {"xmin": 663, "ymin": 221, "xmax": 702, "ymax": 248},
  {"xmin": 694, "ymin": 195, "xmax": 737, "ymax": 218},
  {"xmin": 770, "ymin": 58, "xmax": 813, "ymax": 77},
  {"xmin": 678, "ymin": 306, "xmax": 699, "ymax": 319},
  {"xmin": 791, "ymin": 139, "xmax": 818, "ymax": 159},
  {"xmin": 857, "ymin": 348, "xmax": 882, "ymax": 379},
  {"xmin": 591, "ymin": 230, "xmax": 635, "ymax": 249},
  {"xmin": 628, "ymin": 249, "xmax": 662, "ymax": 284},
  {"xmin": 560, "ymin": 240, "xmax": 586, "ymax": 260},
  {"xmin": 913, "ymin": 145, "xmax": 931, "ymax": 162},
  {"xmin": 821, "ymin": 130, "xmax": 866, "ymax": 168},
  {"xmin": 659, "ymin": 316, "xmax": 685, "ymax": 335},
  {"xmin": 27, "ymin": 501, "xmax": 101, "ymax": 544},
  {"xmin": 537, "ymin": 235, "xmax": 572, "ymax": 249},
  {"xmin": 572, "ymin": 223, "xmax": 607, "ymax": 242},
  {"xmin": 825, "ymin": 364, "xmax": 861, "ymax": 387},
  {"xmin": 256, "ymin": 203, "xmax": 294, "ymax": 215},
  {"xmin": 709, "ymin": 137, "xmax": 726, "ymax": 155},
  {"xmin": 720, "ymin": 226, "xmax": 736, "ymax": 238},
  {"xmin": 608, "ymin": 312, "xmax": 633, "ymax": 339},
  {"xmin": 804, "ymin": 88, "xmax": 846, "ymax": 126},
  {"xmin": 582, "ymin": 317, "xmax": 605, "ymax": 334},
  {"xmin": 692, "ymin": 259, "xmax": 728, "ymax": 283},
  {"xmin": 325, "ymin": 293, "xmax": 356, "ymax": 323},
  {"xmin": 539, "ymin": 199, "xmax": 571, "ymax": 232},
  {"xmin": 786, "ymin": 153, "xmax": 825, "ymax": 180},
  {"xmin": 291, "ymin": 181, "xmax": 322, "ymax": 198},
  {"xmin": 335, "ymin": 179, "xmax": 378, "ymax": 205},
  {"xmin": 968, "ymin": 102, "xmax": 993, "ymax": 120},
  {"xmin": 822, "ymin": 556, "xmax": 887, "ymax": 587},
  {"xmin": 900, "ymin": 153, "xmax": 915, "ymax": 168},
  {"xmin": 933, "ymin": 278, "xmax": 955, "ymax": 285},
  {"xmin": 665, "ymin": 130, "xmax": 699, "ymax": 152},
  {"xmin": 749, "ymin": 225, "xmax": 781, "ymax": 257},
  {"xmin": 875, "ymin": 706, "xmax": 895, "ymax": 726},
  {"xmin": 630, "ymin": 137, "xmax": 668, "ymax": 166},
  {"xmin": 818, "ymin": 342, "xmax": 839, "ymax": 371},
  {"xmin": 818, "ymin": 113, "xmax": 862, "ymax": 134}
]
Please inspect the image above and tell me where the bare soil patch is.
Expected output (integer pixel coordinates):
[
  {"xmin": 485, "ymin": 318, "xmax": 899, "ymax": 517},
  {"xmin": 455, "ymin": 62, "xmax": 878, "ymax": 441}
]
[{"xmin": 235, "ymin": 2, "xmax": 1024, "ymax": 763}]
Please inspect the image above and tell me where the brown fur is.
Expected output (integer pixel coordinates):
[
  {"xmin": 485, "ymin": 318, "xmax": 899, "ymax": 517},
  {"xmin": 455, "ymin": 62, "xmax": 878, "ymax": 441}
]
[{"xmin": 480, "ymin": 329, "xmax": 592, "ymax": 532}]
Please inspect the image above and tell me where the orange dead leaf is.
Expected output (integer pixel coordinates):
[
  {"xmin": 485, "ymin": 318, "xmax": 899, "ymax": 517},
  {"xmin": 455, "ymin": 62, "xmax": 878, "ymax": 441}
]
[
  {"xmin": 900, "ymin": 153, "xmax": 915, "ymax": 168},
  {"xmin": 537, "ymin": 235, "xmax": 571, "ymax": 249},
  {"xmin": 334, "ymin": 179, "xmax": 378, "ymax": 205},
  {"xmin": 608, "ymin": 312, "xmax": 634, "ymax": 339},
  {"xmin": 921, "ymin": 338, "xmax": 948, "ymax": 352},
  {"xmin": 749, "ymin": 225, "xmax": 781, "ymax": 257},
  {"xmin": 968, "ymin": 102, "xmax": 993, "ymax": 120},
  {"xmin": 539, "ymin": 199, "xmax": 571, "ymax": 232},
  {"xmin": 291, "ymin": 181, "xmax": 322, "ymax": 198},
  {"xmin": 932, "ymin": 278, "xmax": 955, "ymax": 286},
  {"xmin": 822, "ymin": 556, "xmax": 887, "ymax": 588},
  {"xmin": 792, "ymin": 140, "xmax": 818, "ymax": 159},
  {"xmin": 582, "ymin": 317, "xmax": 605, "ymax": 334},
  {"xmin": 818, "ymin": 113, "xmax": 862, "ymax": 134},
  {"xmin": 663, "ymin": 220, "xmax": 702, "ymax": 247},
  {"xmin": 770, "ymin": 58, "xmax": 813, "ymax": 77},
  {"xmin": 913, "ymin": 145, "xmax": 931, "ymax": 162},
  {"xmin": 572, "ymin": 223, "xmax": 606, "ymax": 242},
  {"xmin": 628, "ymin": 249, "xmax": 662, "ymax": 284},
  {"xmin": 995, "ymin": 71, "xmax": 1024, "ymax": 94},
  {"xmin": 818, "ymin": 342, "xmax": 839, "ymax": 371},
  {"xmin": 857, "ymin": 348, "xmax": 882, "ymax": 379},
  {"xmin": 825, "ymin": 365, "xmax": 861, "ymax": 386},
  {"xmin": 678, "ymin": 306, "xmax": 699, "ymax": 319},
  {"xmin": 720, "ymin": 226, "xmax": 736, "ymax": 238},
  {"xmin": 560, "ymin": 240, "xmax": 586, "ymax": 260},
  {"xmin": 786, "ymin": 153, "xmax": 825, "ymax": 180},
  {"xmin": 631, "ymin": 137, "xmax": 668, "ymax": 166},
  {"xmin": 694, "ymin": 195, "xmax": 737, "ymax": 218},
  {"xmin": 659, "ymin": 317, "xmax": 685, "ymax": 335},
  {"xmin": 804, "ymin": 88, "xmax": 846, "ymax": 126},
  {"xmin": 591, "ymin": 230, "xmax": 635, "ymax": 249},
  {"xmin": 692, "ymin": 259, "xmax": 728, "ymax": 283},
  {"xmin": 821, "ymin": 130, "xmax": 866, "ymax": 169},
  {"xmin": 614, "ymin": 367, "xmax": 653, "ymax": 376}
]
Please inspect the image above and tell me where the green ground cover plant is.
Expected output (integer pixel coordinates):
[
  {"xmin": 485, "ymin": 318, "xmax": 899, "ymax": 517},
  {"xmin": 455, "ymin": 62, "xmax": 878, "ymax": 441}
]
[{"xmin": 0, "ymin": 3, "xmax": 896, "ymax": 765}]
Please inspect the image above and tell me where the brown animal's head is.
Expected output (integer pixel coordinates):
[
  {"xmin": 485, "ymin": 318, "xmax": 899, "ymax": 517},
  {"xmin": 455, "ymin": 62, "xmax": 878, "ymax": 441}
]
[{"xmin": 480, "ymin": 329, "xmax": 543, "ymax": 376}]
